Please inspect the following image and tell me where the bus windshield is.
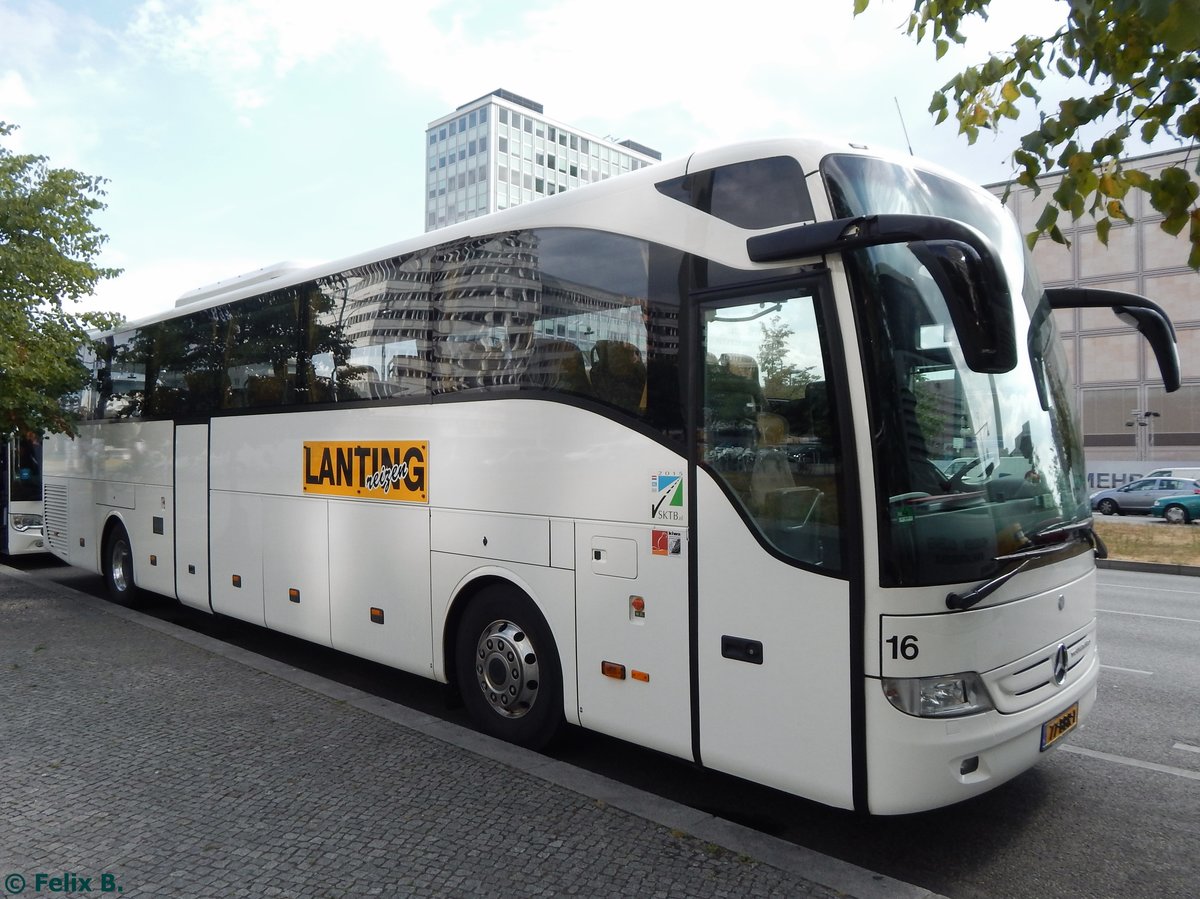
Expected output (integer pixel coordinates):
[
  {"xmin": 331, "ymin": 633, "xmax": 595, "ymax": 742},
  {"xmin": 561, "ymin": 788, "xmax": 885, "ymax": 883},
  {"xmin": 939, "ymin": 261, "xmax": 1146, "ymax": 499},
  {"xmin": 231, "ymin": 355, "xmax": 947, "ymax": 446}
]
[{"xmin": 823, "ymin": 154, "xmax": 1090, "ymax": 588}]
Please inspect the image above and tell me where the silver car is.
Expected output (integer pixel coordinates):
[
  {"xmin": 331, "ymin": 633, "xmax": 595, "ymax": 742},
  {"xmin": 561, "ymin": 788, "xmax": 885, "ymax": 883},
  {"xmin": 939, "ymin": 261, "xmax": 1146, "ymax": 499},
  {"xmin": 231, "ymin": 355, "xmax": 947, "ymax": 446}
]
[{"xmin": 1090, "ymin": 477, "xmax": 1200, "ymax": 515}]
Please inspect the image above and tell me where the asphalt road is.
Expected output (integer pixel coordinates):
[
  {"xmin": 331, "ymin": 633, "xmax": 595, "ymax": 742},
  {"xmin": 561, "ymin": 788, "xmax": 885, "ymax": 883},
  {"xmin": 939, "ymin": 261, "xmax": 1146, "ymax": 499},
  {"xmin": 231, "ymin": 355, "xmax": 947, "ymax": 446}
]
[{"xmin": 13, "ymin": 557, "xmax": 1198, "ymax": 899}]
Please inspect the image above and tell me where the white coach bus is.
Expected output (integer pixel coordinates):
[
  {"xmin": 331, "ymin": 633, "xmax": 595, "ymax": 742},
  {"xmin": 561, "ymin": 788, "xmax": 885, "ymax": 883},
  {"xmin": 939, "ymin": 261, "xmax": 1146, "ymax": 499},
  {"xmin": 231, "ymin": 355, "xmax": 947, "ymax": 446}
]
[{"xmin": 42, "ymin": 138, "xmax": 1179, "ymax": 814}]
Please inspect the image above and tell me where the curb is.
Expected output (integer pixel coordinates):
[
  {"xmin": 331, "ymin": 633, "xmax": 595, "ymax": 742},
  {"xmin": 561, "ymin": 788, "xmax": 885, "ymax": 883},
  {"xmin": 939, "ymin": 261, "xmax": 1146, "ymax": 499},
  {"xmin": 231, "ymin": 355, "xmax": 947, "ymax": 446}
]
[{"xmin": 1097, "ymin": 559, "xmax": 1200, "ymax": 577}]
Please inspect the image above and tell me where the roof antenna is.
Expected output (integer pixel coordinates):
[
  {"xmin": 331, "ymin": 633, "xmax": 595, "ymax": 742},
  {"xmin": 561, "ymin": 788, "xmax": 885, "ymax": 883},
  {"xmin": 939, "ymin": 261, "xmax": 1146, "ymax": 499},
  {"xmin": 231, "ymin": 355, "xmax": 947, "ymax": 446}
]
[{"xmin": 894, "ymin": 97, "xmax": 915, "ymax": 156}]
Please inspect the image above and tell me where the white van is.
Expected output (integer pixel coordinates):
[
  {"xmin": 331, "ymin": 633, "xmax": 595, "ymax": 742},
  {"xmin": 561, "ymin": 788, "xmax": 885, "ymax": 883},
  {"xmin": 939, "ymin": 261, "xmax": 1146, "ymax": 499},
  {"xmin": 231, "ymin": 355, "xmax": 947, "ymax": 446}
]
[{"xmin": 1145, "ymin": 467, "xmax": 1200, "ymax": 479}]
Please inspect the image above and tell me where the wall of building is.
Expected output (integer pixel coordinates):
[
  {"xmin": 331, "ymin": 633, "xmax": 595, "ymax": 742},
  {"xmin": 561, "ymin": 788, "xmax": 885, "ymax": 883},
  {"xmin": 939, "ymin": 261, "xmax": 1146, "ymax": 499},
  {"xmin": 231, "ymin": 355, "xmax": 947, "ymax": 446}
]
[
  {"xmin": 425, "ymin": 91, "xmax": 659, "ymax": 232},
  {"xmin": 992, "ymin": 147, "xmax": 1200, "ymax": 465}
]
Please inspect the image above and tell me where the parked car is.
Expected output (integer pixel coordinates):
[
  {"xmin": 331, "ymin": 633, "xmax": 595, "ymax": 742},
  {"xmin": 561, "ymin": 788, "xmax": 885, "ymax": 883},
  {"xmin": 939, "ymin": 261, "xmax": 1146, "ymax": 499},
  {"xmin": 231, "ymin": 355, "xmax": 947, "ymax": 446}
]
[
  {"xmin": 1145, "ymin": 467, "xmax": 1200, "ymax": 479},
  {"xmin": 1090, "ymin": 477, "xmax": 1200, "ymax": 515},
  {"xmin": 1150, "ymin": 493, "xmax": 1200, "ymax": 524}
]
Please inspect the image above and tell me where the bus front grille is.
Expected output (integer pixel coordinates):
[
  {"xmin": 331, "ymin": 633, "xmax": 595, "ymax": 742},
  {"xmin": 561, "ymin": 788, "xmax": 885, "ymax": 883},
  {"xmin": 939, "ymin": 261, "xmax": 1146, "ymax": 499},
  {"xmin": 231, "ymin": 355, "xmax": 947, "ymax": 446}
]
[{"xmin": 985, "ymin": 623, "xmax": 1096, "ymax": 714}]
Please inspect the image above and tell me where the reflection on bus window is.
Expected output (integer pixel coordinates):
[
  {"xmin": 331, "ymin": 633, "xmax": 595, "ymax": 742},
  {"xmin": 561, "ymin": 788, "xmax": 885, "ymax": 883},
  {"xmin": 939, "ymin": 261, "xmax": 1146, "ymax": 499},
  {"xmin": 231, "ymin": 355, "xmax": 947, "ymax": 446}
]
[{"xmin": 701, "ymin": 290, "xmax": 843, "ymax": 572}]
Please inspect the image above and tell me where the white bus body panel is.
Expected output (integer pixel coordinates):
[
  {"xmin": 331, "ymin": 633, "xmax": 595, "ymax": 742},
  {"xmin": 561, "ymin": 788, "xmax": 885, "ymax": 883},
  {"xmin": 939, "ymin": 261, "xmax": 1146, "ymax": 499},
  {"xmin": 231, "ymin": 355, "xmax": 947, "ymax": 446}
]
[
  {"xmin": 210, "ymin": 491, "xmax": 265, "ymax": 626},
  {"xmin": 42, "ymin": 423, "xmax": 176, "ymax": 593},
  {"xmin": 866, "ymin": 655, "xmax": 1098, "ymax": 815},
  {"xmin": 696, "ymin": 473, "xmax": 854, "ymax": 811},
  {"xmin": 263, "ymin": 495, "xmax": 331, "ymax": 646},
  {"xmin": 202, "ymin": 401, "xmax": 686, "ymax": 737},
  {"xmin": 175, "ymin": 424, "xmax": 210, "ymax": 610},
  {"xmin": 4, "ymin": 499, "xmax": 46, "ymax": 555},
  {"xmin": 876, "ymin": 572, "xmax": 1096, "ymax": 683},
  {"xmin": 330, "ymin": 500, "xmax": 432, "ymax": 676},
  {"xmin": 867, "ymin": 564, "xmax": 1099, "ymax": 813},
  {"xmin": 432, "ymin": 509, "xmax": 550, "ymax": 566},
  {"xmin": 574, "ymin": 520, "xmax": 692, "ymax": 760}
]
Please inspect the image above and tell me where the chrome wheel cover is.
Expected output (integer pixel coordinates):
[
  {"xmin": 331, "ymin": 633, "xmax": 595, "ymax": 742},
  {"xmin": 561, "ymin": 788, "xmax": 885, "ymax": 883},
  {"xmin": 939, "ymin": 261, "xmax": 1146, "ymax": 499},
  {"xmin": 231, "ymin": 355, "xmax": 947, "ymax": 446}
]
[
  {"xmin": 109, "ymin": 538, "xmax": 132, "ymax": 593},
  {"xmin": 473, "ymin": 619, "xmax": 540, "ymax": 719}
]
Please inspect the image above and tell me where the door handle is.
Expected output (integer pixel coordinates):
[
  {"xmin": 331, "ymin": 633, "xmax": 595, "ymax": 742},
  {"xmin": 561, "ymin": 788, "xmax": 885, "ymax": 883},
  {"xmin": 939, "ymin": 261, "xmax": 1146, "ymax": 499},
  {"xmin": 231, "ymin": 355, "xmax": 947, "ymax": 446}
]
[{"xmin": 721, "ymin": 635, "xmax": 763, "ymax": 665}]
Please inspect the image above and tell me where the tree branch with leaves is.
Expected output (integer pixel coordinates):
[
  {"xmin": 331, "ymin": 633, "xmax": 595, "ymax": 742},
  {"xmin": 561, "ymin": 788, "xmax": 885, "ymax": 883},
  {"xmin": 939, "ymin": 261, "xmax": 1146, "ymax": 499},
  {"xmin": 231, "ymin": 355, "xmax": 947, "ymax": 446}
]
[
  {"xmin": 855, "ymin": 0, "xmax": 1200, "ymax": 267},
  {"xmin": 1, "ymin": 122, "xmax": 123, "ymax": 436}
]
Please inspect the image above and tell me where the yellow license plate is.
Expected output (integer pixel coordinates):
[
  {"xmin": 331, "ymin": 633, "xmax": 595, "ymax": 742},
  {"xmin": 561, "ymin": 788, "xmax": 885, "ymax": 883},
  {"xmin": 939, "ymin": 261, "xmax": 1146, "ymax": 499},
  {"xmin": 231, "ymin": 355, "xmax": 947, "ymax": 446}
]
[{"xmin": 1040, "ymin": 701, "xmax": 1079, "ymax": 751}]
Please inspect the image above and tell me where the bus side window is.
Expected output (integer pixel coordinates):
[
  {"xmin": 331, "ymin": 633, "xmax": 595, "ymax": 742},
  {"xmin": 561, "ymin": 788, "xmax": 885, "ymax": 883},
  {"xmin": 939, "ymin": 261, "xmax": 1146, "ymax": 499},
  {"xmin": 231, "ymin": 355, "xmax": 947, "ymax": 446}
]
[
  {"xmin": 526, "ymin": 338, "xmax": 591, "ymax": 394},
  {"xmin": 590, "ymin": 340, "xmax": 646, "ymax": 413},
  {"xmin": 701, "ymin": 293, "xmax": 843, "ymax": 571}
]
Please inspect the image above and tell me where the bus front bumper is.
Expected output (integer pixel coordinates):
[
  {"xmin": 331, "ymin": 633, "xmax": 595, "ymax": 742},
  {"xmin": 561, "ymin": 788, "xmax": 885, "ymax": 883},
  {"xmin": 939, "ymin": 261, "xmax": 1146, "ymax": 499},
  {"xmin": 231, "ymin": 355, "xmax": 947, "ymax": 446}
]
[{"xmin": 863, "ymin": 652, "xmax": 1098, "ymax": 815}]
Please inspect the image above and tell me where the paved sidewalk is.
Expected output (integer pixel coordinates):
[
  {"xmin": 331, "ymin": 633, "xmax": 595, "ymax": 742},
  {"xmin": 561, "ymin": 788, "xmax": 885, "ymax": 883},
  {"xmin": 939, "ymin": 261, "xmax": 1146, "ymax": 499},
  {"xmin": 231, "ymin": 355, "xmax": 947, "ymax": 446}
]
[{"xmin": 0, "ymin": 567, "xmax": 941, "ymax": 899}]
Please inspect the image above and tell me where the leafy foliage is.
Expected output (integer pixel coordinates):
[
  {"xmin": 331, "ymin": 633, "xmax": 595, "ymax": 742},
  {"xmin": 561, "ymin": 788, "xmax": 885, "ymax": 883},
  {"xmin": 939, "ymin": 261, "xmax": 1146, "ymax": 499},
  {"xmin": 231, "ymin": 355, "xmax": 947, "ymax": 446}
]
[
  {"xmin": 854, "ymin": 0, "xmax": 1200, "ymax": 268},
  {"xmin": 758, "ymin": 315, "xmax": 816, "ymax": 398},
  {"xmin": 0, "ymin": 122, "xmax": 122, "ymax": 436}
]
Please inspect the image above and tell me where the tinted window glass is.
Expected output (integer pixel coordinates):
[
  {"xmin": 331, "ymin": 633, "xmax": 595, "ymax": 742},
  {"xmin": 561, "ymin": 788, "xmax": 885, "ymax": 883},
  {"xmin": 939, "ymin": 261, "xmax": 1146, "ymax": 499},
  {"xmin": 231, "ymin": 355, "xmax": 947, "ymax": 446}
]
[
  {"xmin": 656, "ymin": 156, "xmax": 815, "ymax": 229},
  {"xmin": 99, "ymin": 230, "xmax": 684, "ymax": 445},
  {"xmin": 425, "ymin": 229, "xmax": 685, "ymax": 442},
  {"xmin": 98, "ymin": 333, "xmax": 146, "ymax": 420},
  {"xmin": 9, "ymin": 436, "xmax": 42, "ymax": 502},
  {"xmin": 701, "ymin": 288, "xmax": 844, "ymax": 571}
]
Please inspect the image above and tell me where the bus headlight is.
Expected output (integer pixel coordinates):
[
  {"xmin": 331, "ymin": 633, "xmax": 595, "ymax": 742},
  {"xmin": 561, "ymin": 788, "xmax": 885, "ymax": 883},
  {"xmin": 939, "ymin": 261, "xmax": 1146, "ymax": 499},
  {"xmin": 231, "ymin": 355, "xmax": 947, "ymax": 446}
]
[
  {"xmin": 10, "ymin": 513, "xmax": 43, "ymax": 532},
  {"xmin": 882, "ymin": 672, "xmax": 993, "ymax": 718}
]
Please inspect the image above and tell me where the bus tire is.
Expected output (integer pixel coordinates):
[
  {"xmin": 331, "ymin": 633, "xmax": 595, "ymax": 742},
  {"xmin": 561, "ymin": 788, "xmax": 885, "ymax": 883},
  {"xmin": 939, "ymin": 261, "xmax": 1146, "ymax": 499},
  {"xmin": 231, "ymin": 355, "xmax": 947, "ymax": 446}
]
[
  {"xmin": 103, "ymin": 522, "xmax": 142, "ymax": 607},
  {"xmin": 454, "ymin": 584, "xmax": 563, "ymax": 750}
]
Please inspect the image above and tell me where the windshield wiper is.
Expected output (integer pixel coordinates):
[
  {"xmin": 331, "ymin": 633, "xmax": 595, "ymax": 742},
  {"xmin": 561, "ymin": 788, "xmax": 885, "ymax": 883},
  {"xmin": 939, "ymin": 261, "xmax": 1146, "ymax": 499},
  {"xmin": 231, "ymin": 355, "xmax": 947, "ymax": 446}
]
[
  {"xmin": 946, "ymin": 559, "xmax": 1031, "ymax": 611},
  {"xmin": 1022, "ymin": 518, "xmax": 1108, "ymax": 558},
  {"xmin": 946, "ymin": 519, "xmax": 1105, "ymax": 612}
]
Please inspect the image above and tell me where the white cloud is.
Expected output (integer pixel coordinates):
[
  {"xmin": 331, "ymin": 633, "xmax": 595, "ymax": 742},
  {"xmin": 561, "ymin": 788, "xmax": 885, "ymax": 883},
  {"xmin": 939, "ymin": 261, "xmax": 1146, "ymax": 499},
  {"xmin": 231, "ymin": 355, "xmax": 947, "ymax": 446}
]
[
  {"xmin": 110, "ymin": 0, "xmax": 1073, "ymax": 171},
  {"xmin": 0, "ymin": 70, "xmax": 36, "ymax": 110},
  {"xmin": 125, "ymin": 0, "xmax": 453, "ymax": 116}
]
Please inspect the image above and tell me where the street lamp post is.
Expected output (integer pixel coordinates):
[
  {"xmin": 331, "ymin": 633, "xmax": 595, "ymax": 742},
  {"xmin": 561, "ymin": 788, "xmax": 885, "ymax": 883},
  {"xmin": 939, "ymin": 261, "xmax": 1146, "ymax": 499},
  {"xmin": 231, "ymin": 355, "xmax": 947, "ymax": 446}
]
[
  {"xmin": 1125, "ymin": 410, "xmax": 1161, "ymax": 461},
  {"xmin": 1145, "ymin": 411, "xmax": 1160, "ymax": 454}
]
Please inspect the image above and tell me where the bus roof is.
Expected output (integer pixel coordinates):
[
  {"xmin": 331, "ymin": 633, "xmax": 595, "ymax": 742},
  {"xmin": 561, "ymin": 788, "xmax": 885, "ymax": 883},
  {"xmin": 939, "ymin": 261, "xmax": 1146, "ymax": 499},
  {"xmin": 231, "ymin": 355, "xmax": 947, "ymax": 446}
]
[{"xmin": 112, "ymin": 136, "xmax": 991, "ymax": 333}]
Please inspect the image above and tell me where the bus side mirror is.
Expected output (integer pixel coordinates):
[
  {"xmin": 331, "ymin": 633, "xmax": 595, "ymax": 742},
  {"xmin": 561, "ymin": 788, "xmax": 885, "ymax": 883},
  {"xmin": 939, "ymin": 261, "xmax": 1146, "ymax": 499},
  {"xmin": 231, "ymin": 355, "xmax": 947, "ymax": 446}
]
[
  {"xmin": 1045, "ymin": 287, "xmax": 1180, "ymax": 392},
  {"xmin": 747, "ymin": 214, "xmax": 1017, "ymax": 374},
  {"xmin": 908, "ymin": 239, "xmax": 1017, "ymax": 374}
]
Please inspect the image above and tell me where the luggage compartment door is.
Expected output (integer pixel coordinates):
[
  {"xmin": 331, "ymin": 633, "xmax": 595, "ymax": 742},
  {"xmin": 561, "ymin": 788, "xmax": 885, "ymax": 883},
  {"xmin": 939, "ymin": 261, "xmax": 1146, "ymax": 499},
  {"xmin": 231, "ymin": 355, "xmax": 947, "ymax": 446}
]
[{"xmin": 175, "ymin": 424, "xmax": 210, "ymax": 611}]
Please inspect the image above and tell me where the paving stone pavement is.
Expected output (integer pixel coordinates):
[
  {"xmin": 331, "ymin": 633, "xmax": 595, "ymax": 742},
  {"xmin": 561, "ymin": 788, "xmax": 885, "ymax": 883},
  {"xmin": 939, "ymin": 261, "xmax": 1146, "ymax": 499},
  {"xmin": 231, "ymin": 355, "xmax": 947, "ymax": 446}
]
[{"xmin": 0, "ymin": 568, "xmax": 939, "ymax": 899}]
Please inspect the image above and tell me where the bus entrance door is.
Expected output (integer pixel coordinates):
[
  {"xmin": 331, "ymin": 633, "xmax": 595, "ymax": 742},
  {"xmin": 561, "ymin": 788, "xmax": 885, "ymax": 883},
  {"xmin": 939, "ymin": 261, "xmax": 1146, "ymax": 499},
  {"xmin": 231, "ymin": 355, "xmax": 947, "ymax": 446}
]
[
  {"xmin": 695, "ymin": 474, "xmax": 855, "ymax": 810},
  {"xmin": 175, "ymin": 424, "xmax": 211, "ymax": 611}
]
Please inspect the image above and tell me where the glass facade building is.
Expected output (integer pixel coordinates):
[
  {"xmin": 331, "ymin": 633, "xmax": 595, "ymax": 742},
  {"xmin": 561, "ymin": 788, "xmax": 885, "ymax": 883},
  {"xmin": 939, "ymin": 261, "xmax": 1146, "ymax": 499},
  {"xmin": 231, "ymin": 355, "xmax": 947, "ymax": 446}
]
[{"xmin": 425, "ymin": 89, "xmax": 661, "ymax": 232}]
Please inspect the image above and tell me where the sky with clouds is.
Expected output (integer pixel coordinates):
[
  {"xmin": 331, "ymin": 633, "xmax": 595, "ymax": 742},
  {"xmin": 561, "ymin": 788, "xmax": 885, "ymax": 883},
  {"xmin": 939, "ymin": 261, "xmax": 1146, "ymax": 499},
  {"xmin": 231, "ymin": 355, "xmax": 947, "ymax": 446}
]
[{"xmin": 1, "ymin": 0, "xmax": 1119, "ymax": 322}]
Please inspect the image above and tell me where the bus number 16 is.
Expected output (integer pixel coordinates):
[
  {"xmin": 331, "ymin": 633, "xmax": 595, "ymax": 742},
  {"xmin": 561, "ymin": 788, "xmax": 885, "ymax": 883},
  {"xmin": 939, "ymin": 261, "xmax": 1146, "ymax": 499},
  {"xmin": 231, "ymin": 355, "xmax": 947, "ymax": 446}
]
[{"xmin": 886, "ymin": 634, "xmax": 920, "ymax": 660}]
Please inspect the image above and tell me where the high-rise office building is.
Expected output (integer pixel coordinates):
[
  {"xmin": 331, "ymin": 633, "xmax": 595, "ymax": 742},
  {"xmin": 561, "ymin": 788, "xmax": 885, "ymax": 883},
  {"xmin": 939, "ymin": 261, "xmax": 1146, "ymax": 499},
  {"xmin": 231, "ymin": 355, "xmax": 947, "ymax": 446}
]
[{"xmin": 424, "ymin": 89, "xmax": 661, "ymax": 231}]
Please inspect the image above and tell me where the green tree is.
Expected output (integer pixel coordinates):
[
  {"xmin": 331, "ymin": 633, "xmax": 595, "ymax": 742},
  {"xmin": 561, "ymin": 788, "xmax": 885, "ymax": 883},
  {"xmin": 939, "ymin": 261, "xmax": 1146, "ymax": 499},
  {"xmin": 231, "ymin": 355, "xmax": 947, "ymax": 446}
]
[
  {"xmin": 855, "ymin": 0, "xmax": 1200, "ymax": 267},
  {"xmin": 0, "ymin": 122, "xmax": 122, "ymax": 435},
  {"xmin": 759, "ymin": 315, "xmax": 815, "ymax": 398}
]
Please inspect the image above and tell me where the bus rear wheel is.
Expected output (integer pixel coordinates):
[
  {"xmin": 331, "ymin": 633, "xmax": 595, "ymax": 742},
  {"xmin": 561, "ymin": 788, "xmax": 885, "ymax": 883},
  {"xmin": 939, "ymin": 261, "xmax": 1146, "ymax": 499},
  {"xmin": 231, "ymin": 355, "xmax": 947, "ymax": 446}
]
[
  {"xmin": 103, "ymin": 523, "xmax": 142, "ymax": 607},
  {"xmin": 454, "ymin": 585, "xmax": 563, "ymax": 750}
]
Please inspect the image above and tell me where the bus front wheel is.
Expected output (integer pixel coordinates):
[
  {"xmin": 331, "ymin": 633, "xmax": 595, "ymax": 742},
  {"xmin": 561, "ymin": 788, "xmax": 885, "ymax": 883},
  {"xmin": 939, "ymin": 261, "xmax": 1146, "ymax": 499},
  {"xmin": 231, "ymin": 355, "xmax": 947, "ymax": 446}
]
[
  {"xmin": 103, "ymin": 523, "xmax": 141, "ymax": 607},
  {"xmin": 454, "ymin": 585, "xmax": 563, "ymax": 750}
]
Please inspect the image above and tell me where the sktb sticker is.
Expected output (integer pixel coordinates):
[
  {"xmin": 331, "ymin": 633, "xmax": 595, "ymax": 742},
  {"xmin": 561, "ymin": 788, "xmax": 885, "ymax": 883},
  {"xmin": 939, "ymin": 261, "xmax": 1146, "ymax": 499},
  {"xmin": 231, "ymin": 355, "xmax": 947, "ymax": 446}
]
[
  {"xmin": 650, "ymin": 471, "xmax": 685, "ymax": 522},
  {"xmin": 303, "ymin": 441, "xmax": 428, "ymax": 502}
]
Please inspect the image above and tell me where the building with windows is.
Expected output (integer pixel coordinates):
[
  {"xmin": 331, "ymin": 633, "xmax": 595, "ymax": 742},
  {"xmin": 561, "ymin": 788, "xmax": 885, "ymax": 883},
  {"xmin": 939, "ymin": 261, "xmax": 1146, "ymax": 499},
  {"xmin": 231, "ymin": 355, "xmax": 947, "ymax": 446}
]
[
  {"xmin": 990, "ymin": 146, "xmax": 1200, "ymax": 466},
  {"xmin": 425, "ymin": 89, "xmax": 661, "ymax": 232}
]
